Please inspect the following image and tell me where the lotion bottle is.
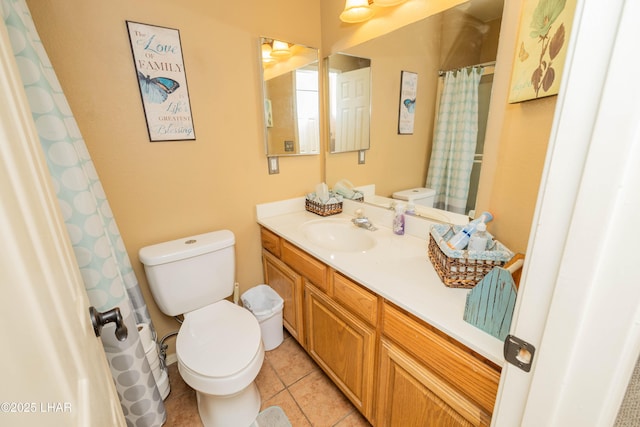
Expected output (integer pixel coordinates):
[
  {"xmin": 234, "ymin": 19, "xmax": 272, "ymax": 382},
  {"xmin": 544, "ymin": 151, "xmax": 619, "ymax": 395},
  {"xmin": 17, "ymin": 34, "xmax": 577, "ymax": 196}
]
[
  {"xmin": 468, "ymin": 222, "xmax": 489, "ymax": 251},
  {"xmin": 393, "ymin": 204, "xmax": 405, "ymax": 235},
  {"xmin": 446, "ymin": 211, "xmax": 493, "ymax": 250}
]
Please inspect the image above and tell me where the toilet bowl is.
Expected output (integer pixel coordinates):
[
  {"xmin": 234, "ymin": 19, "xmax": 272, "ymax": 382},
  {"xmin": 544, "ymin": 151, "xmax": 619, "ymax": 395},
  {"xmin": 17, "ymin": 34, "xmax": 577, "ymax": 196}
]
[
  {"xmin": 177, "ymin": 301, "xmax": 264, "ymax": 426},
  {"xmin": 139, "ymin": 230, "xmax": 265, "ymax": 427}
]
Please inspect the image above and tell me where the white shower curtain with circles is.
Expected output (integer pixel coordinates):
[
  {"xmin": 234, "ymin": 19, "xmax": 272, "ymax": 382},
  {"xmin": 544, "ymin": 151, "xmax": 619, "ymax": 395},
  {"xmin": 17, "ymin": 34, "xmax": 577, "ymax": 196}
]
[
  {"xmin": 426, "ymin": 67, "xmax": 483, "ymax": 214},
  {"xmin": 2, "ymin": 1, "xmax": 166, "ymax": 425}
]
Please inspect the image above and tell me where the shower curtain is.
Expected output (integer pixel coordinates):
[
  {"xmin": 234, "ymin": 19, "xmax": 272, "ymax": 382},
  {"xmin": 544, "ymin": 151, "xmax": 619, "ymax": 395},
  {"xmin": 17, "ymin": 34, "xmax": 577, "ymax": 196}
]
[
  {"xmin": 426, "ymin": 67, "xmax": 483, "ymax": 214},
  {"xmin": 2, "ymin": 1, "xmax": 166, "ymax": 425}
]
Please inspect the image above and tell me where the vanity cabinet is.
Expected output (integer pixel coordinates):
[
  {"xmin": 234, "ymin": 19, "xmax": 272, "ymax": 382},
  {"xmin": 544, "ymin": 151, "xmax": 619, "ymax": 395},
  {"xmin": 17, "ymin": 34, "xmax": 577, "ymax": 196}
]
[
  {"xmin": 262, "ymin": 250, "xmax": 305, "ymax": 344},
  {"xmin": 261, "ymin": 227, "xmax": 328, "ymax": 346},
  {"xmin": 304, "ymin": 272, "xmax": 377, "ymax": 422},
  {"xmin": 259, "ymin": 226, "xmax": 501, "ymax": 426},
  {"xmin": 377, "ymin": 303, "xmax": 500, "ymax": 426}
]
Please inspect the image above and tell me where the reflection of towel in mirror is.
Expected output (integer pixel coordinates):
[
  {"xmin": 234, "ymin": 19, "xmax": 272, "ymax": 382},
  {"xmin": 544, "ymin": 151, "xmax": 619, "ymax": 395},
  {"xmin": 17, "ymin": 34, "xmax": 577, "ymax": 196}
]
[{"xmin": 306, "ymin": 192, "xmax": 343, "ymax": 205}]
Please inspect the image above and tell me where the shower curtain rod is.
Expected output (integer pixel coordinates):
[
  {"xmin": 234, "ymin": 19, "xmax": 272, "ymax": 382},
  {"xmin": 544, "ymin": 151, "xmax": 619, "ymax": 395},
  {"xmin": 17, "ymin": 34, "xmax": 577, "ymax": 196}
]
[{"xmin": 438, "ymin": 61, "xmax": 496, "ymax": 76}]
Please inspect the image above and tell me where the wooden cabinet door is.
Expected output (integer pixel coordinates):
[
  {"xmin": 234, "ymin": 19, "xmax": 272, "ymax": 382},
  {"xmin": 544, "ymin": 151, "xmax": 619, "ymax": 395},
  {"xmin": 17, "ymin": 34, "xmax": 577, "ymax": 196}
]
[
  {"xmin": 262, "ymin": 250, "xmax": 305, "ymax": 345},
  {"xmin": 377, "ymin": 339, "xmax": 492, "ymax": 427},
  {"xmin": 304, "ymin": 282, "xmax": 376, "ymax": 422}
]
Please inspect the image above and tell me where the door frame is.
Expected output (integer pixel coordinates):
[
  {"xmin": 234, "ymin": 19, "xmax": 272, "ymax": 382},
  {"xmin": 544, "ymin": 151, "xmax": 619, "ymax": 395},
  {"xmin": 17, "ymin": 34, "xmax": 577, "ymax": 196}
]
[{"xmin": 493, "ymin": 0, "xmax": 640, "ymax": 425}]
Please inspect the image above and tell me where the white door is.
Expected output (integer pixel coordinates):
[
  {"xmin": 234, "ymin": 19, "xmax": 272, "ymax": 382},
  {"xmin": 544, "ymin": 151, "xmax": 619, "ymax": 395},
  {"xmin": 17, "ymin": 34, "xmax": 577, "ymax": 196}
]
[
  {"xmin": 335, "ymin": 67, "xmax": 371, "ymax": 152},
  {"xmin": 0, "ymin": 21, "xmax": 125, "ymax": 427},
  {"xmin": 493, "ymin": 0, "xmax": 640, "ymax": 425}
]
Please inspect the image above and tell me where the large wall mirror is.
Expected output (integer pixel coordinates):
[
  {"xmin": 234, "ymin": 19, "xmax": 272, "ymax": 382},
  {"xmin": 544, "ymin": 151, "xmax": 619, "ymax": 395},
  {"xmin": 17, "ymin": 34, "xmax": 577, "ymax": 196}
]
[
  {"xmin": 260, "ymin": 37, "xmax": 320, "ymax": 156},
  {"xmin": 325, "ymin": 0, "xmax": 504, "ymax": 215},
  {"xmin": 326, "ymin": 53, "xmax": 372, "ymax": 153}
]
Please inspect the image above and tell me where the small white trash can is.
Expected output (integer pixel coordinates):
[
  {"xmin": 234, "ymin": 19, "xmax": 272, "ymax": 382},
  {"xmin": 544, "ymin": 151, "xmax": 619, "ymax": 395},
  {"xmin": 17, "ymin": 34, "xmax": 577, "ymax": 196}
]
[{"xmin": 241, "ymin": 284, "xmax": 284, "ymax": 351}]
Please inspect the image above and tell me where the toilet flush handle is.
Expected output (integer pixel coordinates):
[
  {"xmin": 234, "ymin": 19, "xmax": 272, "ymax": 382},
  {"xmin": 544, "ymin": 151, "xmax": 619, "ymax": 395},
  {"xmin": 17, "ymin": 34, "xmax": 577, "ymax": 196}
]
[{"xmin": 89, "ymin": 306, "xmax": 128, "ymax": 342}]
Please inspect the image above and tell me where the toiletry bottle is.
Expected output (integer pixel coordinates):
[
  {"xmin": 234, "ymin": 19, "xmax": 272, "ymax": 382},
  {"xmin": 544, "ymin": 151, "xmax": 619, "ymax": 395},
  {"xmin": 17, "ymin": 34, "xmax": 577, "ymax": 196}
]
[
  {"xmin": 468, "ymin": 222, "xmax": 489, "ymax": 251},
  {"xmin": 405, "ymin": 202, "xmax": 416, "ymax": 215},
  {"xmin": 446, "ymin": 211, "xmax": 493, "ymax": 250},
  {"xmin": 393, "ymin": 204, "xmax": 405, "ymax": 235}
]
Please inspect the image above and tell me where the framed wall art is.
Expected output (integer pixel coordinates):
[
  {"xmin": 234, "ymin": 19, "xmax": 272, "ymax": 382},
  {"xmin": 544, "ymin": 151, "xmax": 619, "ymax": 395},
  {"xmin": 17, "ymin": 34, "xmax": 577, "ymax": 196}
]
[
  {"xmin": 398, "ymin": 71, "xmax": 417, "ymax": 135},
  {"xmin": 126, "ymin": 21, "xmax": 196, "ymax": 141},
  {"xmin": 508, "ymin": 0, "xmax": 577, "ymax": 103}
]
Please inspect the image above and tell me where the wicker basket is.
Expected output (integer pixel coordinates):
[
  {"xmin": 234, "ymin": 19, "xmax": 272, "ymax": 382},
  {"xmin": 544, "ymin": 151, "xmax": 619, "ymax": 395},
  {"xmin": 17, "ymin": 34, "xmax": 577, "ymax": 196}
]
[
  {"xmin": 428, "ymin": 224, "xmax": 514, "ymax": 289},
  {"xmin": 305, "ymin": 199, "xmax": 343, "ymax": 216}
]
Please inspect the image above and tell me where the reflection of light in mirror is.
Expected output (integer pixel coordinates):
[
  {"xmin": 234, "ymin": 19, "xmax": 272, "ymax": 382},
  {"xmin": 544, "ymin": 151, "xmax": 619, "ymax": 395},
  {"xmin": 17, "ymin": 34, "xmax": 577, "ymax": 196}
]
[
  {"xmin": 261, "ymin": 44, "xmax": 276, "ymax": 66},
  {"xmin": 271, "ymin": 40, "xmax": 292, "ymax": 59}
]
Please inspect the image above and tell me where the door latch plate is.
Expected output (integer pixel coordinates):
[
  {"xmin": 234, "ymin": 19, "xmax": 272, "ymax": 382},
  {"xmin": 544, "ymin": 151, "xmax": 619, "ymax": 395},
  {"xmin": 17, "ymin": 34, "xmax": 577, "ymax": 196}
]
[{"xmin": 504, "ymin": 334, "xmax": 535, "ymax": 372}]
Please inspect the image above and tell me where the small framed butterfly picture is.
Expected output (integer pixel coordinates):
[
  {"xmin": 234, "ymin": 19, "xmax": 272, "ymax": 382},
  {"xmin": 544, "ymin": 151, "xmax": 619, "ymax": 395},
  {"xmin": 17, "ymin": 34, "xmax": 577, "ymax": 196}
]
[
  {"xmin": 398, "ymin": 71, "xmax": 417, "ymax": 135},
  {"xmin": 126, "ymin": 21, "xmax": 196, "ymax": 141}
]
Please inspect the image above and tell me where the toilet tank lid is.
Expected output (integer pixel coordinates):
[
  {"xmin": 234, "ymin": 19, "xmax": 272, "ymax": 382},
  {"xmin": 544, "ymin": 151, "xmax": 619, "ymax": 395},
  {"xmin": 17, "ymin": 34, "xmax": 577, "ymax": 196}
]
[
  {"xmin": 139, "ymin": 230, "xmax": 235, "ymax": 266},
  {"xmin": 392, "ymin": 188, "xmax": 436, "ymax": 200}
]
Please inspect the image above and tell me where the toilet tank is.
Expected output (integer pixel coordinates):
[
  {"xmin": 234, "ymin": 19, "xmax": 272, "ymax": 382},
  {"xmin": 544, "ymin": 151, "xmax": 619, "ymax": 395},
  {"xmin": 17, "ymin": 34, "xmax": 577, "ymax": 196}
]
[
  {"xmin": 139, "ymin": 230, "xmax": 235, "ymax": 316},
  {"xmin": 392, "ymin": 187, "xmax": 436, "ymax": 207}
]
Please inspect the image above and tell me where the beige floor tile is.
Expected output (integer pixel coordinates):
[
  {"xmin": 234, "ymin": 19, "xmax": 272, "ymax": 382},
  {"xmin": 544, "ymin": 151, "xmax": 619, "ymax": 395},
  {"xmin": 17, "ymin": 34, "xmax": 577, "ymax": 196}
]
[
  {"xmin": 162, "ymin": 333, "xmax": 368, "ymax": 427},
  {"xmin": 256, "ymin": 356, "xmax": 286, "ymax": 402},
  {"xmin": 267, "ymin": 337, "xmax": 318, "ymax": 386},
  {"xmin": 164, "ymin": 364, "xmax": 202, "ymax": 426},
  {"xmin": 262, "ymin": 389, "xmax": 312, "ymax": 427},
  {"xmin": 333, "ymin": 410, "xmax": 372, "ymax": 427},
  {"xmin": 167, "ymin": 363, "xmax": 191, "ymax": 398},
  {"xmin": 288, "ymin": 370, "xmax": 354, "ymax": 427}
]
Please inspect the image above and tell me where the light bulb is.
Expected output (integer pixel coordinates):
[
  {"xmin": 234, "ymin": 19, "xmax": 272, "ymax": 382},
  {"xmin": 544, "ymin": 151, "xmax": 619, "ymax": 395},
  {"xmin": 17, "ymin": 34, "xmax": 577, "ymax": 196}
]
[{"xmin": 340, "ymin": 0, "xmax": 375, "ymax": 23}]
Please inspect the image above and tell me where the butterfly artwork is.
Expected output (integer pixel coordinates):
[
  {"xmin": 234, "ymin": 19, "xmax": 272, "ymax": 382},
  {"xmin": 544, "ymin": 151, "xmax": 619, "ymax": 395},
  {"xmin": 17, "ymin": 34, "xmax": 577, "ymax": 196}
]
[
  {"xmin": 403, "ymin": 98, "xmax": 416, "ymax": 114},
  {"xmin": 137, "ymin": 71, "xmax": 180, "ymax": 104}
]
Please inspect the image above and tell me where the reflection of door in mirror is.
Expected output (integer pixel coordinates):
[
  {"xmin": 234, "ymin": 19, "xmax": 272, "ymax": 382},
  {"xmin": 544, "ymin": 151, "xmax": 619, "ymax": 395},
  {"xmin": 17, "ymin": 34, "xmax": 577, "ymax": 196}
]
[
  {"xmin": 333, "ymin": 68, "xmax": 370, "ymax": 152},
  {"xmin": 295, "ymin": 69, "xmax": 320, "ymax": 154},
  {"xmin": 327, "ymin": 54, "xmax": 372, "ymax": 153},
  {"xmin": 260, "ymin": 37, "xmax": 320, "ymax": 156}
]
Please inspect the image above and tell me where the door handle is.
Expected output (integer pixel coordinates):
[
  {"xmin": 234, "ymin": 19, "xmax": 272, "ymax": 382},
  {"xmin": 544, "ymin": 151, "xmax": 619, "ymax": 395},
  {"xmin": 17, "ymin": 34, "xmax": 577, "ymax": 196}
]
[{"xmin": 89, "ymin": 306, "xmax": 128, "ymax": 341}]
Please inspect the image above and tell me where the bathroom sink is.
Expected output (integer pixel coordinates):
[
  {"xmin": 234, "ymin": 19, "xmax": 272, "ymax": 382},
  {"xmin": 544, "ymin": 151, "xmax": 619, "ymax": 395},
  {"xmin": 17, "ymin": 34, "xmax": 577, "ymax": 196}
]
[{"xmin": 301, "ymin": 219, "xmax": 376, "ymax": 252}]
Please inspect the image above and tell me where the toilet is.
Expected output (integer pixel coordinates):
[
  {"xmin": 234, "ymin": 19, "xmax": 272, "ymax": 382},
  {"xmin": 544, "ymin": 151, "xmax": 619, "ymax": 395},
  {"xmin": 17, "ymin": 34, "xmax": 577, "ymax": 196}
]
[
  {"xmin": 392, "ymin": 187, "xmax": 436, "ymax": 207},
  {"xmin": 139, "ymin": 230, "xmax": 264, "ymax": 427}
]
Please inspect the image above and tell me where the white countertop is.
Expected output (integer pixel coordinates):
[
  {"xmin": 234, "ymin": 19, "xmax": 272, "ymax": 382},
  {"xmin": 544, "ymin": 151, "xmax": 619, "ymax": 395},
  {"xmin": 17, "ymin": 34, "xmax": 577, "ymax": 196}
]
[{"xmin": 256, "ymin": 197, "xmax": 504, "ymax": 367}]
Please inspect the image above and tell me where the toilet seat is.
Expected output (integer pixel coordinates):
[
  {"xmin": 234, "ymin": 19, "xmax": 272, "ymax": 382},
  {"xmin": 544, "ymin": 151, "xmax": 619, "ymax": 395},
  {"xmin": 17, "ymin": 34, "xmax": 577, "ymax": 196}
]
[{"xmin": 176, "ymin": 300, "xmax": 264, "ymax": 395}]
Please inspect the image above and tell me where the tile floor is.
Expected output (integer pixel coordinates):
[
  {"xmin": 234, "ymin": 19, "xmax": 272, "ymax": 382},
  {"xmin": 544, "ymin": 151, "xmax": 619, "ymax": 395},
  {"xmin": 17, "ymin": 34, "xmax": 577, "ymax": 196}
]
[{"xmin": 163, "ymin": 330, "xmax": 372, "ymax": 427}]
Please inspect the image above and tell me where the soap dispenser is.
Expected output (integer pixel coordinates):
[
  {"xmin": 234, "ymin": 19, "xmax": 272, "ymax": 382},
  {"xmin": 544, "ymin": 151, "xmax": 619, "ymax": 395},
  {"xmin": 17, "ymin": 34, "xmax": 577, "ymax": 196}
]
[{"xmin": 393, "ymin": 204, "xmax": 405, "ymax": 235}]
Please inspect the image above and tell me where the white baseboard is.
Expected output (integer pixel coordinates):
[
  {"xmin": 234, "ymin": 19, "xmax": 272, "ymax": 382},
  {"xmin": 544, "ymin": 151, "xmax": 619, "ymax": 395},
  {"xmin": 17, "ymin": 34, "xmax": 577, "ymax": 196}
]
[{"xmin": 165, "ymin": 353, "xmax": 178, "ymax": 366}]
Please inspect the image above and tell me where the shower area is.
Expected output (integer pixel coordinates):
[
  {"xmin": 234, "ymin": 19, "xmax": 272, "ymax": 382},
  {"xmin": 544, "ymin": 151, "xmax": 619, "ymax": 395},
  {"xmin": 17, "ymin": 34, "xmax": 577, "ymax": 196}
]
[
  {"xmin": 427, "ymin": 62, "xmax": 495, "ymax": 216},
  {"xmin": 468, "ymin": 68, "xmax": 493, "ymax": 215},
  {"xmin": 426, "ymin": 3, "xmax": 501, "ymax": 216}
]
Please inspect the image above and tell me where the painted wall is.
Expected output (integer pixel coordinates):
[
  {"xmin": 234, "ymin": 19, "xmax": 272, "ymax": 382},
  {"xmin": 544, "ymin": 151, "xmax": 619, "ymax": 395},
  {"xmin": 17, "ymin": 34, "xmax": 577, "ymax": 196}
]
[
  {"xmin": 26, "ymin": 0, "xmax": 323, "ymax": 349},
  {"xmin": 27, "ymin": 0, "xmax": 557, "ymax": 356},
  {"xmin": 475, "ymin": 0, "xmax": 557, "ymax": 254}
]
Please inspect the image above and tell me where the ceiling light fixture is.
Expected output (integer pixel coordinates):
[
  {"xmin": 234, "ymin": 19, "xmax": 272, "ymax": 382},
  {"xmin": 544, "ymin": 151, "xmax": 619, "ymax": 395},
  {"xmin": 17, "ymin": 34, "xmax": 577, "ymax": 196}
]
[
  {"xmin": 372, "ymin": 0, "xmax": 407, "ymax": 6},
  {"xmin": 340, "ymin": 0, "xmax": 375, "ymax": 23}
]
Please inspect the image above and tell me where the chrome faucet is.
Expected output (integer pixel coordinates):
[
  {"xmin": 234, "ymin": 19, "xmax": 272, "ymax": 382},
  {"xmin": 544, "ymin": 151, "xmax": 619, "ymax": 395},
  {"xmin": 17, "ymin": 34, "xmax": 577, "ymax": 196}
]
[{"xmin": 352, "ymin": 209, "xmax": 377, "ymax": 231}]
